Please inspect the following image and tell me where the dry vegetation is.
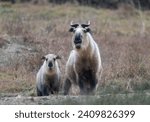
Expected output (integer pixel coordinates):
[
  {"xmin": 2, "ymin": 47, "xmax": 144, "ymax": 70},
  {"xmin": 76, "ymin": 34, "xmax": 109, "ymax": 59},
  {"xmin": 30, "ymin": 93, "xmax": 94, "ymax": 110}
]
[{"xmin": 0, "ymin": 2, "xmax": 150, "ymax": 104}]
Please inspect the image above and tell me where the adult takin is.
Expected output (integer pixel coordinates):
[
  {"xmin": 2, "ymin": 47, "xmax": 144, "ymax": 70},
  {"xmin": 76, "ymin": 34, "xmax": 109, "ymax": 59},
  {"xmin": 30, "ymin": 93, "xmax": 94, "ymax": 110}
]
[
  {"xmin": 63, "ymin": 21, "xmax": 102, "ymax": 95},
  {"xmin": 36, "ymin": 54, "xmax": 61, "ymax": 96}
]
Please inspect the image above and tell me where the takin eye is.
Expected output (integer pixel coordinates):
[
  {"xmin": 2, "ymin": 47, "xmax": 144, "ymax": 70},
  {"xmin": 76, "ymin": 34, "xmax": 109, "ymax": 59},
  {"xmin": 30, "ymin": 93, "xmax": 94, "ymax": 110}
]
[
  {"xmin": 83, "ymin": 28, "xmax": 91, "ymax": 33},
  {"xmin": 45, "ymin": 58, "xmax": 48, "ymax": 61}
]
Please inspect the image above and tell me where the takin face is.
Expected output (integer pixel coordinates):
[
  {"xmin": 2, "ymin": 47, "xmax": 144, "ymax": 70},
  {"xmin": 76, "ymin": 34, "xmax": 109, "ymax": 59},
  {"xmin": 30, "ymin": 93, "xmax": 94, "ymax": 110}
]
[
  {"xmin": 41, "ymin": 54, "xmax": 61, "ymax": 72},
  {"xmin": 69, "ymin": 21, "xmax": 91, "ymax": 50}
]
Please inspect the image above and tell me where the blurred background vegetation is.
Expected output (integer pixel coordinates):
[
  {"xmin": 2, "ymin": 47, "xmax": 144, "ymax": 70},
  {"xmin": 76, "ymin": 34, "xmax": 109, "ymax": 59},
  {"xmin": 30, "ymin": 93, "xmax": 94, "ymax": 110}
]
[{"xmin": 1, "ymin": 0, "xmax": 150, "ymax": 9}]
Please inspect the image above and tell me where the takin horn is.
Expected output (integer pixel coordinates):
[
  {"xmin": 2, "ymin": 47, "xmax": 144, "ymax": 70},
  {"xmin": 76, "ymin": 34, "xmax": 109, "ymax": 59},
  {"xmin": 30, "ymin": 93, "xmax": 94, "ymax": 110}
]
[
  {"xmin": 70, "ymin": 21, "xmax": 79, "ymax": 28},
  {"xmin": 81, "ymin": 21, "xmax": 91, "ymax": 28}
]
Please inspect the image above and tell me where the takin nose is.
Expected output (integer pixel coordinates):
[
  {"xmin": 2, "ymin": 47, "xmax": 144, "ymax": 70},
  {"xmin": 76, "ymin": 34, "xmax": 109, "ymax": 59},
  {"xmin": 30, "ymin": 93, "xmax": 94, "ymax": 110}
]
[
  {"xmin": 48, "ymin": 62, "xmax": 53, "ymax": 68},
  {"xmin": 74, "ymin": 39, "xmax": 82, "ymax": 44},
  {"xmin": 74, "ymin": 34, "xmax": 82, "ymax": 44}
]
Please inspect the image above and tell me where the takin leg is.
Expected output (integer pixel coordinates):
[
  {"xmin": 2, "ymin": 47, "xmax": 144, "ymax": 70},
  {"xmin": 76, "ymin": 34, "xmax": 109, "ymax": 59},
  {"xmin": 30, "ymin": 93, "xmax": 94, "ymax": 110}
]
[
  {"xmin": 41, "ymin": 85, "xmax": 49, "ymax": 96},
  {"xmin": 63, "ymin": 78, "xmax": 71, "ymax": 95},
  {"xmin": 36, "ymin": 87, "xmax": 42, "ymax": 96},
  {"xmin": 89, "ymin": 77, "xmax": 98, "ymax": 95},
  {"xmin": 79, "ymin": 70, "xmax": 98, "ymax": 95},
  {"xmin": 78, "ymin": 78, "xmax": 85, "ymax": 95},
  {"xmin": 51, "ymin": 83, "xmax": 60, "ymax": 95},
  {"xmin": 90, "ymin": 75, "xmax": 97, "ymax": 90},
  {"xmin": 79, "ymin": 78, "xmax": 96, "ymax": 95}
]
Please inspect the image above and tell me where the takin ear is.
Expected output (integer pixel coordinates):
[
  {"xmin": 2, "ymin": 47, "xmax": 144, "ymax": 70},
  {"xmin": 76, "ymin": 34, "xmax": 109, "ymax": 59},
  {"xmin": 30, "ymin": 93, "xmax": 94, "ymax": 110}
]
[
  {"xmin": 41, "ymin": 56, "xmax": 46, "ymax": 60},
  {"xmin": 56, "ymin": 55, "xmax": 61, "ymax": 60},
  {"xmin": 69, "ymin": 27, "xmax": 75, "ymax": 32}
]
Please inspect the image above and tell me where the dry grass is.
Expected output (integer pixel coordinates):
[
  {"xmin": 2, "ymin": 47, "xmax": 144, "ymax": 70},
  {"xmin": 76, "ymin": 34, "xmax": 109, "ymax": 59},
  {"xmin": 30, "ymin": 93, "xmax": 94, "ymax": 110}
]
[{"xmin": 0, "ymin": 3, "xmax": 150, "ymax": 97}]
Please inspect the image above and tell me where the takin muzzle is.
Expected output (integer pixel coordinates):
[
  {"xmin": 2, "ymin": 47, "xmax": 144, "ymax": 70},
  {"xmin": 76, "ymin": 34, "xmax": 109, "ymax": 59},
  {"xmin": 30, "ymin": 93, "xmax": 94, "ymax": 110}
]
[{"xmin": 74, "ymin": 33, "xmax": 82, "ymax": 49}]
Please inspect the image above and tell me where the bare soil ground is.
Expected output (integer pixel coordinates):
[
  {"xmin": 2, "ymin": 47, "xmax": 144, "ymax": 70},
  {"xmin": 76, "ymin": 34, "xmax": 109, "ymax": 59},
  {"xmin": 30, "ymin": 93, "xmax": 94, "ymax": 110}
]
[{"xmin": 0, "ymin": 92, "xmax": 150, "ymax": 105}]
